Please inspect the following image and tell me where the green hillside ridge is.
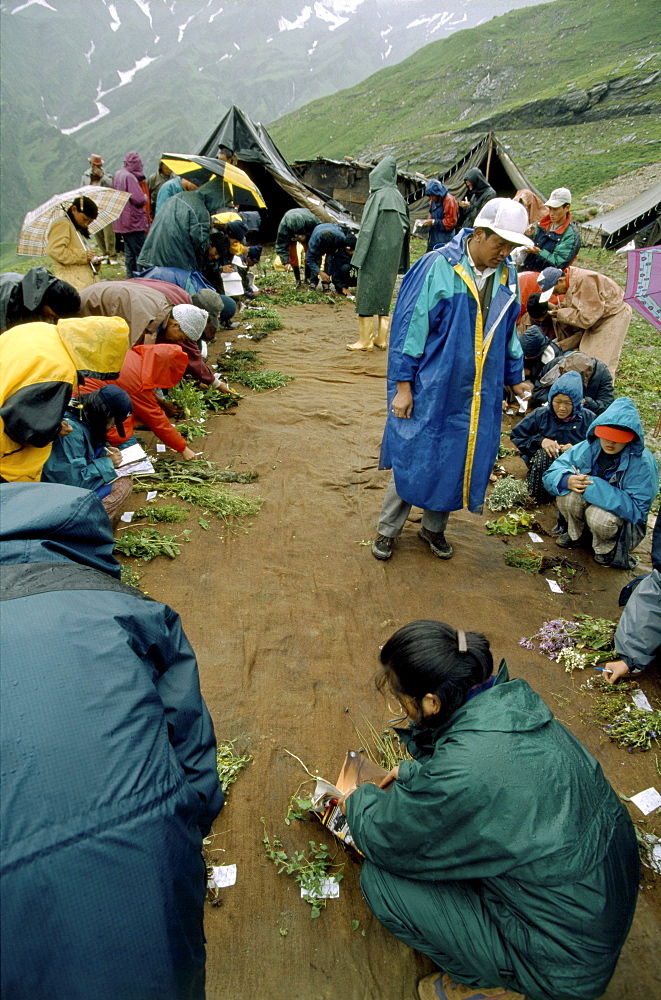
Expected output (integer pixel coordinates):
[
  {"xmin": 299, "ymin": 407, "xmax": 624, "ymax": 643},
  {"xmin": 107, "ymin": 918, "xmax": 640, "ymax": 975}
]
[{"xmin": 270, "ymin": 0, "xmax": 661, "ymax": 195}]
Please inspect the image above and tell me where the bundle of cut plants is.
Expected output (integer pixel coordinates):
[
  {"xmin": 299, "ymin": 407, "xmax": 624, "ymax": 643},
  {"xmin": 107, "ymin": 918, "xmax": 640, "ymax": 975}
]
[
  {"xmin": 215, "ymin": 347, "xmax": 295, "ymax": 391},
  {"xmin": 114, "ymin": 526, "xmax": 189, "ymax": 561},
  {"xmin": 588, "ymin": 681, "xmax": 661, "ymax": 751},
  {"xmin": 136, "ymin": 458, "xmax": 263, "ymax": 525},
  {"xmin": 136, "ymin": 456, "xmax": 258, "ymax": 485},
  {"xmin": 520, "ymin": 615, "xmax": 616, "ymax": 671},
  {"xmin": 486, "ymin": 476, "xmax": 533, "ymax": 512},
  {"xmin": 504, "ymin": 547, "xmax": 584, "ymax": 590}
]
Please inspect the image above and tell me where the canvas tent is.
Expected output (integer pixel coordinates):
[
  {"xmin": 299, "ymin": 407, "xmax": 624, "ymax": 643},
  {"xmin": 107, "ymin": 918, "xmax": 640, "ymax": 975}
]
[
  {"xmin": 197, "ymin": 106, "xmax": 357, "ymax": 239},
  {"xmin": 437, "ymin": 132, "xmax": 543, "ymax": 201},
  {"xmin": 580, "ymin": 183, "xmax": 661, "ymax": 249},
  {"xmin": 291, "ymin": 157, "xmax": 426, "ymax": 219}
]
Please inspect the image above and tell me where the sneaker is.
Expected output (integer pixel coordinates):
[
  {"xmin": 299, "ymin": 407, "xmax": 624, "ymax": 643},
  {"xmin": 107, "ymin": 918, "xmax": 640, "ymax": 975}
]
[
  {"xmin": 418, "ymin": 972, "xmax": 525, "ymax": 1000},
  {"xmin": 418, "ymin": 526, "xmax": 453, "ymax": 559},
  {"xmin": 371, "ymin": 534, "xmax": 394, "ymax": 560},
  {"xmin": 555, "ymin": 533, "xmax": 582, "ymax": 548}
]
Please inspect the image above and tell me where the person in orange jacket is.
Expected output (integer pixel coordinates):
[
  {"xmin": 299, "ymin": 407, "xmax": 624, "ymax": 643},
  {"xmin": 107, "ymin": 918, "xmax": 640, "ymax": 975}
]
[{"xmin": 81, "ymin": 343, "xmax": 198, "ymax": 459}]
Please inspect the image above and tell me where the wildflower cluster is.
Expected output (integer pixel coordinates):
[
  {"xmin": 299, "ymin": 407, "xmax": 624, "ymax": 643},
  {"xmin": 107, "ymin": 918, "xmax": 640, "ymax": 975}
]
[
  {"xmin": 519, "ymin": 619, "xmax": 580, "ymax": 659},
  {"xmin": 557, "ymin": 647, "xmax": 591, "ymax": 674},
  {"xmin": 520, "ymin": 615, "xmax": 616, "ymax": 666}
]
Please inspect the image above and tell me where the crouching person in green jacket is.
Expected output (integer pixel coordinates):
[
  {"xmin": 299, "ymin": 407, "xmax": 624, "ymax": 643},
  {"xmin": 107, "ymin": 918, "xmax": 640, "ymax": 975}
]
[{"xmin": 341, "ymin": 620, "xmax": 638, "ymax": 1000}]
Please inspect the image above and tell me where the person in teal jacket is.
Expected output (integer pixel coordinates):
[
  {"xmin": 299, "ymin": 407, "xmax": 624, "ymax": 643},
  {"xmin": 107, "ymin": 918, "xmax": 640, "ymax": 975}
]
[
  {"xmin": 137, "ymin": 177, "xmax": 228, "ymax": 273},
  {"xmin": 342, "ymin": 620, "xmax": 638, "ymax": 1000},
  {"xmin": 542, "ymin": 396, "xmax": 658, "ymax": 569}
]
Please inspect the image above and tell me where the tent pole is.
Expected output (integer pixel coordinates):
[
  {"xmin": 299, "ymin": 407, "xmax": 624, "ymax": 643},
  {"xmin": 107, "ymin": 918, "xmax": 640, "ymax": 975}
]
[{"xmin": 485, "ymin": 134, "xmax": 494, "ymax": 182}]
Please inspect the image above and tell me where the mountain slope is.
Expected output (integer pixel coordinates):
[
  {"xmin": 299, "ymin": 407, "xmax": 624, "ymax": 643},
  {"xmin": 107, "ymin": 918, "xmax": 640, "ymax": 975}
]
[{"xmin": 269, "ymin": 0, "xmax": 661, "ymax": 197}]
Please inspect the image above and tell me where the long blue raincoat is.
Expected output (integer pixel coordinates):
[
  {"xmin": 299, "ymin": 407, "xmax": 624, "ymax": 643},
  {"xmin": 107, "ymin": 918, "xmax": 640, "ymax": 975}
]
[
  {"xmin": 379, "ymin": 230, "xmax": 523, "ymax": 512},
  {"xmin": 0, "ymin": 483, "xmax": 223, "ymax": 1000}
]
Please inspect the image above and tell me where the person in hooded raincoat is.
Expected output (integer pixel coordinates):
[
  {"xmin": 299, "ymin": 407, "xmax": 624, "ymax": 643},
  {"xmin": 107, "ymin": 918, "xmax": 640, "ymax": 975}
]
[
  {"xmin": 543, "ymin": 396, "xmax": 658, "ymax": 569},
  {"xmin": 274, "ymin": 207, "xmax": 320, "ymax": 284},
  {"xmin": 112, "ymin": 152, "xmax": 150, "ymax": 278},
  {"xmin": 0, "ymin": 482, "xmax": 223, "ymax": 1000},
  {"xmin": 81, "ymin": 343, "xmax": 197, "ymax": 459},
  {"xmin": 371, "ymin": 199, "xmax": 532, "ymax": 562},
  {"xmin": 0, "ymin": 267, "xmax": 80, "ymax": 333},
  {"xmin": 510, "ymin": 370, "xmax": 594, "ymax": 503},
  {"xmin": 0, "ymin": 316, "xmax": 129, "ymax": 482},
  {"xmin": 305, "ymin": 223, "xmax": 349, "ymax": 286},
  {"xmin": 349, "ymin": 156, "xmax": 410, "ymax": 351},
  {"xmin": 419, "ymin": 180, "xmax": 458, "ymax": 250},
  {"xmin": 137, "ymin": 178, "xmax": 228, "ymax": 274},
  {"xmin": 457, "ymin": 167, "xmax": 496, "ymax": 227},
  {"xmin": 531, "ymin": 350, "xmax": 615, "ymax": 416},
  {"xmin": 341, "ymin": 619, "xmax": 638, "ymax": 1000}
]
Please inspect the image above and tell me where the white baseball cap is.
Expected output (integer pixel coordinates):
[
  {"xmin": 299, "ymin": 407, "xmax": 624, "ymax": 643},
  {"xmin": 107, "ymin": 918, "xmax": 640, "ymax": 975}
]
[
  {"xmin": 544, "ymin": 187, "xmax": 572, "ymax": 208},
  {"xmin": 473, "ymin": 198, "xmax": 534, "ymax": 247}
]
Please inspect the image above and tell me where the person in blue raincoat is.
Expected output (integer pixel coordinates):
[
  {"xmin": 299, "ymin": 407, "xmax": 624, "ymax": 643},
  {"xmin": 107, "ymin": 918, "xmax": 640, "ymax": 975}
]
[
  {"xmin": 419, "ymin": 180, "xmax": 458, "ymax": 250},
  {"xmin": 305, "ymin": 223, "xmax": 348, "ymax": 286},
  {"xmin": 371, "ymin": 199, "xmax": 534, "ymax": 562},
  {"xmin": 542, "ymin": 396, "xmax": 658, "ymax": 569},
  {"xmin": 0, "ymin": 483, "xmax": 224, "ymax": 1000}
]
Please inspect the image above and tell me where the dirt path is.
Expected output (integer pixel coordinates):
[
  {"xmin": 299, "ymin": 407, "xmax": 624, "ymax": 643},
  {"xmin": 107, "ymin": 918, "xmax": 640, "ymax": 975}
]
[{"xmin": 132, "ymin": 298, "xmax": 660, "ymax": 1000}]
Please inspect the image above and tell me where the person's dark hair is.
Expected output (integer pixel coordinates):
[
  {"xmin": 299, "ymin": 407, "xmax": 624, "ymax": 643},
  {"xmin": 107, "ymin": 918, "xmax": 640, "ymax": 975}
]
[
  {"xmin": 377, "ymin": 620, "xmax": 493, "ymax": 727},
  {"xmin": 41, "ymin": 280, "xmax": 81, "ymax": 319},
  {"xmin": 527, "ymin": 293, "xmax": 549, "ymax": 321},
  {"xmin": 67, "ymin": 195, "xmax": 98, "ymax": 237},
  {"xmin": 79, "ymin": 391, "xmax": 110, "ymax": 448}
]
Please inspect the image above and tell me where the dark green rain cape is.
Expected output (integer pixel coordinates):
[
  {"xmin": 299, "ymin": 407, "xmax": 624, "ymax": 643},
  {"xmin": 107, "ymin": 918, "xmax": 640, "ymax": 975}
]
[
  {"xmin": 345, "ymin": 663, "xmax": 638, "ymax": 1000},
  {"xmin": 353, "ymin": 156, "xmax": 409, "ymax": 317}
]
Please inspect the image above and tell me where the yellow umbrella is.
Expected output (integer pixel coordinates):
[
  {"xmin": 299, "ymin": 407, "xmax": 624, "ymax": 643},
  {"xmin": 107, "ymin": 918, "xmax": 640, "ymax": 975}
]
[
  {"xmin": 212, "ymin": 211, "xmax": 243, "ymax": 225},
  {"xmin": 161, "ymin": 154, "xmax": 266, "ymax": 208}
]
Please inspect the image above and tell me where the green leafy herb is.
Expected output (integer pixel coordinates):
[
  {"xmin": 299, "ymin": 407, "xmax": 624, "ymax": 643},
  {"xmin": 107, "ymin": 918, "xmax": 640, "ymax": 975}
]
[
  {"xmin": 262, "ymin": 822, "xmax": 344, "ymax": 919},
  {"xmin": 133, "ymin": 504, "xmax": 189, "ymax": 524},
  {"xmin": 114, "ymin": 527, "xmax": 188, "ymax": 561},
  {"xmin": 216, "ymin": 740, "xmax": 253, "ymax": 793},
  {"xmin": 485, "ymin": 509, "xmax": 538, "ymax": 535},
  {"xmin": 486, "ymin": 476, "xmax": 532, "ymax": 512}
]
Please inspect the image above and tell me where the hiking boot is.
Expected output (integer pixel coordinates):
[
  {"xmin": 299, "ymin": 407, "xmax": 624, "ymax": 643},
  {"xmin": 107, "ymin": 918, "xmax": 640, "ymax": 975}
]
[
  {"xmin": 555, "ymin": 533, "xmax": 582, "ymax": 548},
  {"xmin": 371, "ymin": 534, "xmax": 394, "ymax": 560},
  {"xmin": 418, "ymin": 526, "xmax": 453, "ymax": 559},
  {"xmin": 418, "ymin": 971, "xmax": 525, "ymax": 1000},
  {"xmin": 593, "ymin": 552, "xmax": 613, "ymax": 566}
]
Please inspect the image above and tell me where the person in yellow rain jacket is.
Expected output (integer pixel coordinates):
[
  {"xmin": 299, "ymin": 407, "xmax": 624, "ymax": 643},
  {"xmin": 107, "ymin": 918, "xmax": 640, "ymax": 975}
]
[{"xmin": 0, "ymin": 316, "xmax": 129, "ymax": 482}]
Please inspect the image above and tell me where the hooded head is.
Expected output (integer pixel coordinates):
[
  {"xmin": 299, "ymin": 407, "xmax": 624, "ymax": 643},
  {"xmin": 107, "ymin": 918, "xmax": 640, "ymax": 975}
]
[
  {"xmin": 519, "ymin": 325, "xmax": 549, "ymax": 359},
  {"xmin": 369, "ymin": 156, "xmax": 397, "ymax": 192},
  {"xmin": 549, "ymin": 370, "xmax": 583, "ymax": 417},
  {"xmin": 425, "ymin": 180, "xmax": 448, "ymax": 199},
  {"xmin": 586, "ymin": 397, "xmax": 645, "ymax": 456},
  {"xmin": 123, "ymin": 151, "xmax": 144, "ymax": 175},
  {"xmin": 131, "ymin": 343, "xmax": 188, "ymax": 390},
  {"xmin": 57, "ymin": 316, "xmax": 129, "ymax": 379},
  {"xmin": 463, "ymin": 167, "xmax": 491, "ymax": 195},
  {"xmin": 0, "ymin": 482, "xmax": 120, "ymax": 576}
]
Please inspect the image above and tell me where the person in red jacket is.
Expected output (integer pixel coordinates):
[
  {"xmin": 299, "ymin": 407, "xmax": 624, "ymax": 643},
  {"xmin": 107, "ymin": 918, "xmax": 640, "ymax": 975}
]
[{"xmin": 81, "ymin": 344, "xmax": 198, "ymax": 459}]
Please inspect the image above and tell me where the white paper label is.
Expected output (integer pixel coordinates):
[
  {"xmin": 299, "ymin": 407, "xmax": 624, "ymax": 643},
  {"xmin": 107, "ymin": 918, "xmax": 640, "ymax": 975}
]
[
  {"xmin": 631, "ymin": 690, "xmax": 653, "ymax": 712},
  {"xmin": 146, "ymin": 491, "xmax": 158, "ymax": 501},
  {"xmin": 120, "ymin": 511, "xmax": 134, "ymax": 523},
  {"xmin": 546, "ymin": 578, "xmax": 564, "ymax": 594},
  {"xmin": 630, "ymin": 787, "xmax": 661, "ymax": 816},
  {"xmin": 156, "ymin": 443, "xmax": 166, "ymax": 453},
  {"xmin": 210, "ymin": 864, "xmax": 237, "ymax": 888},
  {"xmin": 301, "ymin": 877, "xmax": 340, "ymax": 900},
  {"xmin": 528, "ymin": 532, "xmax": 544, "ymax": 543}
]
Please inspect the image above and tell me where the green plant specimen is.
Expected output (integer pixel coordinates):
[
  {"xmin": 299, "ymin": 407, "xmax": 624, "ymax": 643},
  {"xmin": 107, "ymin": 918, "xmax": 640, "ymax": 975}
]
[
  {"xmin": 114, "ymin": 527, "xmax": 188, "ymax": 561},
  {"xmin": 346, "ymin": 712, "xmax": 413, "ymax": 770},
  {"xmin": 485, "ymin": 509, "xmax": 537, "ymax": 535},
  {"xmin": 133, "ymin": 504, "xmax": 189, "ymax": 524},
  {"xmin": 151, "ymin": 482, "xmax": 263, "ymax": 523},
  {"xmin": 591, "ymin": 686, "xmax": 661, "ymax": 751},
  {"xmin": 119, "ymin": 564, "xmax": 144, "ymax": 589},
  {"xmin": 486, "ymin": 476, "xmax": 532, "ymax": 512},
  {"xmin": 139, "ymin": 456, "xmax": 258, "ymax": 485},
  {"xmin": 176, "ymin": 421, "xmax": 210, "ymax": 441},
  {"xmin": 231, "ymin": 369, "xmax": 294, "ymax": 391},
  {"xmin": 503, "ymin": 547, "xmax": 543, "ymax": 573},
  {"xmin": 216, "ymin": 740, "xmax": 253, "ymax": 793},
  {"xmin": 262, "ymin": 822, "xmax": 344, "ymax": 919}
]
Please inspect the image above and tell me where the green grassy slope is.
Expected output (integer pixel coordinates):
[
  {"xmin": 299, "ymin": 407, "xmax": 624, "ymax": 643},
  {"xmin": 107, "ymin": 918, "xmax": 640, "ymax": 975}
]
[{"xmin": 270, "ymin": 0, "xmax": 661, "ymax": 196}]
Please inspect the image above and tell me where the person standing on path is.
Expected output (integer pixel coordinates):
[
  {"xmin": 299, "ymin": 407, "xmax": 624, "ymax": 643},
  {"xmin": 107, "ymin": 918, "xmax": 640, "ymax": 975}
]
[
  {"xmin": 371, "ymin": 198, "xmax": 533, "ymax": 561},
  {"xmin": 112, "ymin": 152, "xmax": 149, "ymax": 278},
  {"xmin": 81, "ymin": 154, "xmax": 117, "ymax": 260},
  {"xmin": 347, "ymin": 156, "xmax": 410, "ymax": 352}
]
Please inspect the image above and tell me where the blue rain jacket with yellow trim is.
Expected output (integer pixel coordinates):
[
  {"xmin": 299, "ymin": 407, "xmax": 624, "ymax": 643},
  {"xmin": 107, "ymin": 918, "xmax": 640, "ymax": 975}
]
[{"xmin": 379, "ymin": 229, "xmax": 523, "ymax": 512}]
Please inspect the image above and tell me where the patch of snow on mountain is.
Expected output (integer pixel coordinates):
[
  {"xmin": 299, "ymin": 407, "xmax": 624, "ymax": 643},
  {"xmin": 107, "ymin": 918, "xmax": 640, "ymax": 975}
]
[
  {"xmin": 233, "ymin": 41, "xmax": 240, "ymax": 50},
  {"xmin": 208, "ymin": 5, "xmax": 223, "ymax": 22},
  {"xmin": 132, "ymin": 0, "xmax": 152, "ymax": 28},
  {"xmin": 429, "ymin": 12, "xmax": 455, "ymax": 33},
  {"xmin": 380, "ymin": 25, "xmax": 392, "ymax": 37},
  {"xmin": 279, "ymin": 7, "xmax": 311, "ymax": 31},
  {"xmin": 323, "ymin": 0, "xmax": 365, "ymax": 12},
  {"xmin": 178, "ymin": 13, "xmax": 195, "ymax": 41},
  {"xmin": 61, "ymin": 99, "xmax": 110, "ymax": 135},
  {"xmin": 313, "ymin": 2, "xmax": 349, "ymax": 30},
  {"xmin": 220, "ymin": 52, "xmax": 232, "ymax": 60},
  {"xmin": 84, "ymin": 39, "xmax": 95, "ymax": 65},
  {"xmin": 381, "ymin": 43, "xmax": 392, "ymax": 59},
  {"xmin": 308, "ymin": 40, "xmax": 318, "ymax": 55},
  {"xmin": 447, "ymin": 11, "xmax": 466, "ymax": 27},
  {"xmin": 10, "ymin": 0, "xmax": 57, "ymax": 12},
  {"xmin": 117, "ymin": 55, "xmax": 158, "ymax": 86},
  {"xmin": 106, "ymin": 3, "xmax": 121, "ymax": 31}
]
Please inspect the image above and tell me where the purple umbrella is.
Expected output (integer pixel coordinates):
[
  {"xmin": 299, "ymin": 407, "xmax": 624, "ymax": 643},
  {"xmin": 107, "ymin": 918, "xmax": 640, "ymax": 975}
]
[{"xmin": 625, "ymin": 246, "xmax": 661, "ymax": 332}]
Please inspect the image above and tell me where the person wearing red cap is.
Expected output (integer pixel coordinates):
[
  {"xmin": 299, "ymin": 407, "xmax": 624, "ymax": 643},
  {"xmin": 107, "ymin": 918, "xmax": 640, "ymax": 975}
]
[
  {"xmin": 81, "ymin": 154, "xmax": 116, "ymax": 261},
  {"xmin": 542, "ymin": 397, "xmax": 658, "ymax": 569}
]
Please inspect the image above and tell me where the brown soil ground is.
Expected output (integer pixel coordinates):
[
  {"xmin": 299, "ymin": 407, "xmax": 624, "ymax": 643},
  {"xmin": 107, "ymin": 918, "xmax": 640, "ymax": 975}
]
[{"xmin": 130, "ymin": 297, "xmax": 660, "ymax": 1000}]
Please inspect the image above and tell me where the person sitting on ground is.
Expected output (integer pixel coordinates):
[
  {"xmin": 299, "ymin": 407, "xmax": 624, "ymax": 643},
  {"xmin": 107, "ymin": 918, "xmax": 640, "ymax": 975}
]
[
  {"xmin": 510, "ymin": 371, "xmax": 594, "ymax": 504},
  {"xmin": 305, "ymin": 223, "xmax": 349, "ymax": 288},
  {"xmin": 0, "ymin": 267, "xmax": 80, "ymax": 333},
  {"xmin": 80, "ymin": 343, "xmax": 199, "ymax": 461},
  {"xmin": 545, "ymin": 265, "xmax": 632, "ymax": 376},
  {"xmin": 41, "ymin": 386, "xmax": 134, "ymax": 522},
  {"xmin": 419, "ymin": 180, "xmax": 458, "ymax": 250},
  {"xmin": 320, "ymin": 234, "xmax": 357, "ymax": 296},
  {"xmin": 340, "ymin": 619, "xmax": 638, "ymax": 1000},
  {"xmin": 0, "ymin": 316, "xmax": 129, "ymax": 483},
  {"xmin": 518, "ymin": 325, "xmax": 563, "ymax": 389},
  {"xmin": 604, "ymin": 516, "xmax": 661, "ymax": 684},
  {"xmin": 457, "ymin": 167, "xmax": 496, "ymax": 227},
  {"xmin": 520, "ymin": 188, "xmax": 581, "ymax": 272},
  {"xmin": 137, "ymin": 177, "xmax": 228, "ymax": 274},
  {"xmin": 542, "ymin": 397, "xmax": 658, "ymax": 569},
  {"xmin": 0, "ymin": 482, "xmax": 223, "ymax": 1000},
  {"xmin": 47, "ymin": 196, "xmax": 102, "ymax": 292},
  {"xmin": 531, "ymin": 349, "xmax": 615, "ymax": 416},
  {"xmin": 274, "ymin": 208, "xmax": 320, "ymax": 285},
  {"xmin": 154, "ymin": 174, "xmax": 202, "ymax": 214}
]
